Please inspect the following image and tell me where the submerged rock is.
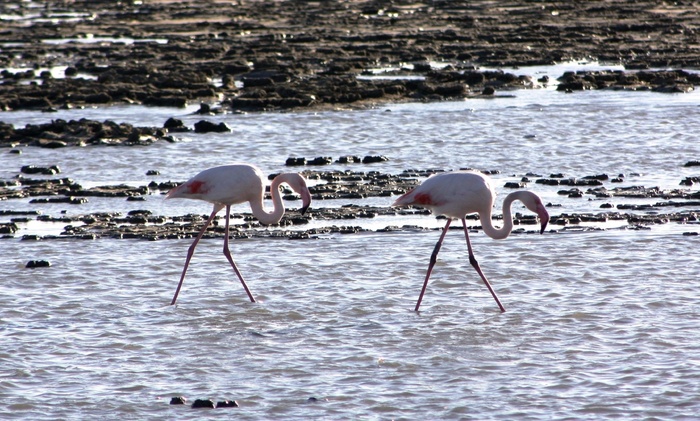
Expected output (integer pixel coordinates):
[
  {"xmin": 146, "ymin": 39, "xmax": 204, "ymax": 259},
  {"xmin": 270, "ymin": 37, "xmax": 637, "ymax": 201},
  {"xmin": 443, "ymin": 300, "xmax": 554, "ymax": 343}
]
[
  {"xmin": 26, "ymin": 260, "xmax": 51, "ymax": 268},
  {"xmin": 191, "ymin": 399, "xmax": 215, "ymax": 409},
  {"xmin": 169, "ymin": 397, "xmax": 187, "ymax": 405},
  {"xmin": 21, "ymin": 165, "xmax": 61, "ymax": 175}
]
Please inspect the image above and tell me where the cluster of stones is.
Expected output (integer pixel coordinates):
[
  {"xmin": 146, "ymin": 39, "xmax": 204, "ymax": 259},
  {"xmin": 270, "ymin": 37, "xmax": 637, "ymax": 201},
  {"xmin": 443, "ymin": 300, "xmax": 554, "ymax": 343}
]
[
  {"xmin": 285, "ymin": 155, "xmax": 389, "ymax": 166},
  {"xmin": 556, "ymin": 69, "xmax": 700, "ymax": 93},
  {"xmin": 0, "ymin": 118, "xmax": 171, "ymax": 148},
  {"xmin": 169, "ymin": 396, "xmax": 238, "ymax": 409},
  {"xmin": 2, "ymin": 163, "xmax": 700, "ymax": 242}
]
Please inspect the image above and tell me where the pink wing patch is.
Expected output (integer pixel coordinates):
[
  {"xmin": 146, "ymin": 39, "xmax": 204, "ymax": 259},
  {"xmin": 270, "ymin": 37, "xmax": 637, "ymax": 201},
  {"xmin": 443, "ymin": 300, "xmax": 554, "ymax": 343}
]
[
  {"xmin": 186, "ymin": 180, "xmax": 209, "ymax": 194},
  {"xmin": 412, "ymin": 192, "xmax": 434, "ymax": 205}
]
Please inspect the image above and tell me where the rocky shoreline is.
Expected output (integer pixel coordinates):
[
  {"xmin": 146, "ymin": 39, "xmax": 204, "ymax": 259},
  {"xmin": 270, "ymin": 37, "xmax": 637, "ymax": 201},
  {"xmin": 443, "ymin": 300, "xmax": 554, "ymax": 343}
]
[
  {"xmin": 2, "ymin": 164, "xmax": 699, "ymax": 242},
  {"xmin": 1, "ymin": 1, "xmax": 700, "ymax": 116}
]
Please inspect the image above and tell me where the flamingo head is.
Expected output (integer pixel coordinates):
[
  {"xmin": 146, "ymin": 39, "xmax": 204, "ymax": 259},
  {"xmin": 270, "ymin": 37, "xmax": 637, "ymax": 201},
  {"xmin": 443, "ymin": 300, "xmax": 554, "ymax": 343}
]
[
  {"xmin": 521, "ymin": 192, "xmax": 549, "ymax": 234},
  {"xmin": 536, "ymin": 202, "xmax": 549, "ymax": 234},
  {"xmin": 282, "ymin": 173, "xmax": 311, "ymax": 215}
]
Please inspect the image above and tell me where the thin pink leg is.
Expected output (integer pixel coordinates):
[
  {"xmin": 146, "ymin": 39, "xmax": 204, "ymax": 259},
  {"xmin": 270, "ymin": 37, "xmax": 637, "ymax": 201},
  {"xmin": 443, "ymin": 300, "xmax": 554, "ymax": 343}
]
[
  {"xmin": 171, "ymin": 209, "xmax": 220, "ymax": 305},
  {"xmin": 221, "ymin": 205, "xmax": 256, "ymax": 303},
  {"xmin": 462, "ymin": 217, "xmax": 506, "ymax": 313},
  {"xmin": 415, "ymin": 219, "xmax": 452, "ymax": 311}
]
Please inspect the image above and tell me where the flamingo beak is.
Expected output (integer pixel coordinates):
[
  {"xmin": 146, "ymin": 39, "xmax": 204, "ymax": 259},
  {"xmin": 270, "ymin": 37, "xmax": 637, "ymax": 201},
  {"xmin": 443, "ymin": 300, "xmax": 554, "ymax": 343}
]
[
  {"xmin": 537, "ymin": 204, "xmax": 550, "ymax": 234},
  {"xmin": 299, "ymin": 189, "xmax": 311, "ymax": 215},
  {"xmin": 164, "ymin": 182, "xmax": 183, "ymax": 199}
]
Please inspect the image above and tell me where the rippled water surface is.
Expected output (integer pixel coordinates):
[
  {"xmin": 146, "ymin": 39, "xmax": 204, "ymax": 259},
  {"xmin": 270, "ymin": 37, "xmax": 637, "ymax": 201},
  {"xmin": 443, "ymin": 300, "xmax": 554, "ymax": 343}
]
[{"xmin": 1, "ymin": 64, "xmax": 700, "ymax": 419}]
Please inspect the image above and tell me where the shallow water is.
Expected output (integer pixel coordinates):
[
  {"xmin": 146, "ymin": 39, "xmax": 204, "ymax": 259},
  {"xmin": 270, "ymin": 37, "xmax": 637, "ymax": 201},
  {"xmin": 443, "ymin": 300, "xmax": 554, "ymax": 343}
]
[{"xmin": 1, "ymin": 63, "xmax": 700, "ymax": 419}]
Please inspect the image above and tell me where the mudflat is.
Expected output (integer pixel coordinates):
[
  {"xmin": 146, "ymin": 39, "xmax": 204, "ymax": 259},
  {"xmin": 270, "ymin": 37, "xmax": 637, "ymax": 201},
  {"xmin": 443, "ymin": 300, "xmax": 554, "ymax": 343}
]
[{"xmin": 1, "ymin": 1, "xmax": 698, "ymax": 113}]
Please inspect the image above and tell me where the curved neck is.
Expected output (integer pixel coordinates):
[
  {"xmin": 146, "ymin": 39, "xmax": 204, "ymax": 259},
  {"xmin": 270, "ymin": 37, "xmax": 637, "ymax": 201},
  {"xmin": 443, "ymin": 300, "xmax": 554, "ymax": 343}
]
[
  {"xmin": 478, "ymin": 193, "xmax": 519, "ymax": 240},
  {"xmin": 249, "ymin": 177, "xmax": 285, "ymax": 225}
]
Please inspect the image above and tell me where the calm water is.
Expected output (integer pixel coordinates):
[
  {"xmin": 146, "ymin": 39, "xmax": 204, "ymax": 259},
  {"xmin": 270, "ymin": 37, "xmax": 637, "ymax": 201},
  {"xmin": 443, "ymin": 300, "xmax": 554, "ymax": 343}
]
[{"xmin": 1, "ymin": 63, "xmax": 700, "ymax": 419}]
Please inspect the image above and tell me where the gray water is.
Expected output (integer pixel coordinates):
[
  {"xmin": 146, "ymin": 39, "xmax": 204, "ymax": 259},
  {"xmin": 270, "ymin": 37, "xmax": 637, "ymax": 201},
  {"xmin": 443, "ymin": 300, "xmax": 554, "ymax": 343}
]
[{"xmin": 1, "ymin": 62, "xmax": 700, "ymax": 419}]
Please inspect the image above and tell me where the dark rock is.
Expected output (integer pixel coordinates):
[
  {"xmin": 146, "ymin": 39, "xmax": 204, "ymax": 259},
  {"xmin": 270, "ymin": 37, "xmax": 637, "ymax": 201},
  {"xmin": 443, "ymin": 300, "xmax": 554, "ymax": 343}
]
[
  {"xmin": 143, "ymin": 96, "xmax": 188, "ymax": 108},
  {"xmin": 26, "ymin": 260, "xmax": 51, "ymax": 268},
  {"xmin": 285, "ymin": 157, "xmax": 306, "ymax": 166},
  {"xmin": 169, "ymin": 396, "xmax": 187, "ymax": 405},
  {"xmin": 574, "ymin": 178, "xmax": 604, "ymax": 186},
  {"xmin": 39, "ymin": 140, "xmax": 69, "ymax": 148},
  {"xmin": 195, "ymin": 103, "xmax": 212, "ymax": 114},
  {"xmin": 216, "ymin": 400, "xmax": 239, "ymax": 408},
  {"xmin": 163, "ymin": 118, "xmax": 190, "ymax": 132},
  {"xmin": 307, "ymin": 156, "xmax": 332, "ymax": 165},
  {"xmin": 128, "ymin": 209, "xmax": 152, "ymax": 216},
  {"xmin": 435, "ymin": 83, "xmax": 467, "ymax": 97},
  {"xmin": 684, "ymin": 160, "xmax": 700, "ymax": 167},
  {"xmin": 557, "ymin": 188, "xmax": 583, "ymax": 198},
  {"xmin": 0, "ymin": 223, "xmax": 19, "ymax": 234},
  {"xmin": 193, "ymin": 120, "xmax": 231, "ymax": 133},
  {"xmin": 362, "ymin": 155, "xmax": 389, "ymax": 164},
  {"xmin": 28, "ymin": 197, "xmax": 89, "ymax": 204},
  {"xmin": 191, "ymin": 399, "xmax": 215, "ymax": 409},
  {"xmin": 242, "ymin": 77, "xmax": 274, "ymax": 87},
  {"xmin": 85, "ymin": 93, "xmax": 112, "ymax": 104},
  {"xmin": 336, "ymin": 156, "xmax": 361, "ymax": 164},
  {"xmin": 21, "ymin": 165, "xmax": 61, "ymax": 175}
]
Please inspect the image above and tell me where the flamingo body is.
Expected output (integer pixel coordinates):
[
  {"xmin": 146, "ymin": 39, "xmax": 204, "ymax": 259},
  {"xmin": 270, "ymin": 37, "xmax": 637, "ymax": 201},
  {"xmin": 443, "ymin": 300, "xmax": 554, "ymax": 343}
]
[
  {"xmin": 167, "ymin": 164, "xmax": 264, "ymax": 209},
  {"xmin": 393, "ymin": 170, "xmax": 549, "ymax": 312},
  {"xmin": 165, "ymin": 164, "xmax": 311, "ymax": 305},
  {"xmin": 393, "ymin": 171, "xmax": 496, "ymax": 220}
]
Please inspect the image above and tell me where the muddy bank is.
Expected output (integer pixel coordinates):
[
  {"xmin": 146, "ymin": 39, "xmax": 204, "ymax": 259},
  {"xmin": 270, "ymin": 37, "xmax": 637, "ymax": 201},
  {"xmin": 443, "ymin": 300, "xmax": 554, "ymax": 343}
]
[{"xmin": 1, "ymin": 1, "xmax": 699, "ymax": 113}]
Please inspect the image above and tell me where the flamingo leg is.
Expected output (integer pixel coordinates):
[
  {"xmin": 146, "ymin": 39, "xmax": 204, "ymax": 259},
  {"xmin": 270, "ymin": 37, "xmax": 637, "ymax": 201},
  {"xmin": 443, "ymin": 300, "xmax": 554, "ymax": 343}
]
[
  {"xmin": 170, "ymin": 209, "xmax": 220, "ymax": 305},
  {"xmin": 461, "ymin": 217, "xmax": 506, "ymax": 313},
  {"xmin": 221, "ymin": 205, "xmax": 256, "ymax": 303},
  {"xmin": 415, "ymin": 219, "xmax": 452, "ymax": 311}
]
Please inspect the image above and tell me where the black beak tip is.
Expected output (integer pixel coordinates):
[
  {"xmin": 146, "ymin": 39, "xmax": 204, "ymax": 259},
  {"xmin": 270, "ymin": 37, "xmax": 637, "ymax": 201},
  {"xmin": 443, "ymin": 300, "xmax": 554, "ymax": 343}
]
[{"xmin": 300, "ymin": 205, "xmax": 310, "ymax": 216}]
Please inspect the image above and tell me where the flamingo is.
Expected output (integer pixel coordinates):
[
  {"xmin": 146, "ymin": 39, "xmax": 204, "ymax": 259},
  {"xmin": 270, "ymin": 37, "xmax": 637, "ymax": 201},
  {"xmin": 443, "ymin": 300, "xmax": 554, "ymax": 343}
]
[
  {"xmin": 165, "ymin": 164, "xmax": 311, "ymax": 305},
  {"xmin": 392, "ymin": 170, "xmax": 549, "ymax": 312}
]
